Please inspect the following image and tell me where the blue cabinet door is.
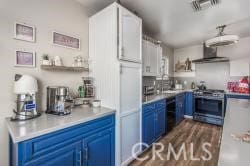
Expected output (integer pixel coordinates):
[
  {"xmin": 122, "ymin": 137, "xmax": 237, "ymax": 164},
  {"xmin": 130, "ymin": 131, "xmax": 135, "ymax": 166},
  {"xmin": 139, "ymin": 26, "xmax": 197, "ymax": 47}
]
[
  {"xmin": 176, "ymin": 93, "xmax": 185, "ymax": 124},
  {"xmin": 82, "ymin": 128, "xmax": 115, "ymax": 166},
  {"xmin": 185, "ymin": 92, "xmax": 193, "ymax": 116},
  {"xmin": 24, "ymin": 141, "xmax": 81, "ymax": 166},
  {"xmin": 182, "ymin": 94, "xmax": 185, "ymax": 117},
  {"xmin": 154, "ymin": 108, "xmax": 166, "ymax": 138},
  {"xmin": 176, "ymin": 104, "xmax": 181, "ymax": 124},
  {"xmin": 143, "ymin": 111, "xmax": 155, "ymax": 146}
]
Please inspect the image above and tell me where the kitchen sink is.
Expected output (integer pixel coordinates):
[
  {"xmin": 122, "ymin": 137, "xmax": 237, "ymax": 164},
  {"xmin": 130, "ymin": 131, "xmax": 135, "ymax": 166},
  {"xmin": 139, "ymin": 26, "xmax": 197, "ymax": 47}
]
[{"xmin": 162, "ymin": 90, "xmax": 183, "ymax": 94}]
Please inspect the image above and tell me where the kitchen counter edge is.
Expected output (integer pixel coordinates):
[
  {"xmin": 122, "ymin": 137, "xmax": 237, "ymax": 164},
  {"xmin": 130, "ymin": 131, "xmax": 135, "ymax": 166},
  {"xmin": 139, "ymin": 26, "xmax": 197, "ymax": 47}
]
[
  {"xmin": 5, "ymin": 106, "xmax": 116, "ymax": 143},
  {"xmin": 143, "ymin": 89, "xmax": 194, "ymax": 105}
]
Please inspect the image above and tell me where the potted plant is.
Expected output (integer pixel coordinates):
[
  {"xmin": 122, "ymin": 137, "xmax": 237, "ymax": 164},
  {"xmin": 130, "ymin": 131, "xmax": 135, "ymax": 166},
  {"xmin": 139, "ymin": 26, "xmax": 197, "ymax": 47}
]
[{"xmin": 42, "ymin": 54, "xmax": 50, "ymax": 65}]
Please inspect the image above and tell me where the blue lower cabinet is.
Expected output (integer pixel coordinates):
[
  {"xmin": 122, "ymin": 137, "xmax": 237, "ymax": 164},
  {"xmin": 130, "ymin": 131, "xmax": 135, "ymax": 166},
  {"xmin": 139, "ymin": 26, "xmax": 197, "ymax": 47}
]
[
  {"xmin": 11, "ymin": 114, "xmax": 115, "ymax": 166},
  {"xmin": 83, "ymin": 128, "xmax": 115, "ymax": 166},
  {"xmin": 142, "ymin": 100, "xmax": 166, "ymax": 149},
  {"xmin": 185, "ymin": 92, "xmax": 193, "ymax": 116},
  {"xmin": 154, "ymin": 108, "xmax": 166, "ymax": 139},
  {"xmin": 143, "ymin": 111, "xmax": 155, "ymax": 145}
]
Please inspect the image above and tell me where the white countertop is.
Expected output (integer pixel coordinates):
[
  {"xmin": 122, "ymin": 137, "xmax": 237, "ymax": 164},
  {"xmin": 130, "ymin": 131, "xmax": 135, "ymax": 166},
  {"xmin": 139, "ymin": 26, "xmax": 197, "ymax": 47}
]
[
  {"xmin": 5, "ymin": 106, "xmax": 115, "ymax": 143},
  {"xmin": 218, "ymin": 98, "xmax": 250, "ymax": 166}
]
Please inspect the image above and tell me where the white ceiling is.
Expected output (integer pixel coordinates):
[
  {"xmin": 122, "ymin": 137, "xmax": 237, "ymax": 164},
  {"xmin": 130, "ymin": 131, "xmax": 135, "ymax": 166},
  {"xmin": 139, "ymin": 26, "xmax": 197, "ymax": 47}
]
[{"xmin": 76, "ymin": 0, "xmax": 250, "ymax": 48}]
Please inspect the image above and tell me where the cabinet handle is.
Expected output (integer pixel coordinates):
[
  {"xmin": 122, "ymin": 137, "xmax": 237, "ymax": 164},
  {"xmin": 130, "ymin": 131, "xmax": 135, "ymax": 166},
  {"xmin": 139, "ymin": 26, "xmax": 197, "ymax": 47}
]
[
  {"xmin": 85, "ymin": 147, "xmax": 89, "ymax": 162},
  {"xmin": 120, "ymin": 64, "xmax": 123, "ymax": 74},
  {"xmin": 79, "ymin": 150, "xmax": 82, "ymax": 166},
  {"xmin": 155, "ymin": 114, "xmax": 158, "ymax": 121},
  {"xmin": 121, "ymin": 47, "xmax": 124, "ymax": 57}
]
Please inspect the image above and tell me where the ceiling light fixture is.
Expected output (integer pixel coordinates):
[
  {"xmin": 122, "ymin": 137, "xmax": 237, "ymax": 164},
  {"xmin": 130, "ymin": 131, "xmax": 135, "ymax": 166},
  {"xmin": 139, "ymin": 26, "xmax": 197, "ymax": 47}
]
[{"xmin": 205, "ymin": 25, "xmax": 239, "ymax": 47}]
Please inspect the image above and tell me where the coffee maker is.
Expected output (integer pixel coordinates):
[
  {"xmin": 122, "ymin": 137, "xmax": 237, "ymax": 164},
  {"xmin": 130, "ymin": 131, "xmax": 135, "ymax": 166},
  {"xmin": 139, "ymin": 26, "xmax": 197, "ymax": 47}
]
[
  {"xmin": 12, "ymin": 74, "xmax": 41, "ymax": 121},
  {"xmin": 82, "ymin": 77, "xmax": 95, "ymax": 97},
  {"xmin": 46, "ymin": 86, "xmax": 73, "ymax": 115}
]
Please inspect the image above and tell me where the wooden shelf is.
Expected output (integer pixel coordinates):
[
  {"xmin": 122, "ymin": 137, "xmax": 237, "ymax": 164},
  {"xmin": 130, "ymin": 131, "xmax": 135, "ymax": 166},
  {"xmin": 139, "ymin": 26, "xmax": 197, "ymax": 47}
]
[{"xmin": 41, "ymin": 65, "xmax": 89, "ymax": 72}]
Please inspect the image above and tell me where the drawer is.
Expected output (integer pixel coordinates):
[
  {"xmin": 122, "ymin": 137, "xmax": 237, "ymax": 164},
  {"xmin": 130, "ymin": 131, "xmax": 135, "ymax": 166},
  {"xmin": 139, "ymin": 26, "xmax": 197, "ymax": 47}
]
[
  {"xmin": 142, "ymin": 102, "xmax": 155, "ymax": 110},
  {"xmin": 155, "ymin": 100, "xmax": 166, "ymax": 109},
  {"xmin": 21, "ymin": 114, "xmax": 115, "ymax": 162},
  {"xmin": 143, "ymin": 103, "xmax": 155, "ymax": 114}
]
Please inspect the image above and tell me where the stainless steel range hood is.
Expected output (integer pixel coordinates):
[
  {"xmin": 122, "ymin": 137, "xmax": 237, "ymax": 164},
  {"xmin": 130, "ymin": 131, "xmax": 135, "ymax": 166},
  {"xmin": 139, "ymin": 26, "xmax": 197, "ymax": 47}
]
[{"xmin": 192, "ymin": 44, "xmax": 229, "ymax": 64}]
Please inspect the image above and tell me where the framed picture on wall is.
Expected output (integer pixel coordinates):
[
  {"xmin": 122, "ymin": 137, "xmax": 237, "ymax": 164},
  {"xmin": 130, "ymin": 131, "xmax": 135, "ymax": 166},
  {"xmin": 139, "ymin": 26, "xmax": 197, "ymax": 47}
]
[
  {"xmin": 52, "ymin": 31, "xmax": 80, "ymax": 50},
  {"xmin": 14, "ymin": 22, "xmax": 36, "ymax": 42},
  {"xmin": 15, "ymin": 50, "xmax": 36, "ymax": 67}
]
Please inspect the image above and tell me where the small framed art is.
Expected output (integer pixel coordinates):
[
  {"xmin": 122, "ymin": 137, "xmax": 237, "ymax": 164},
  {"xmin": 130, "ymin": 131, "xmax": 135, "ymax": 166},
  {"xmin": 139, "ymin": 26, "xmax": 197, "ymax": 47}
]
[
  {"xmin": 14, "ymin": 22, "xmax": 36, "ymax": 42},
  {"xmin": 15, "ymin": 50, "xmax": 36, "ymax": 67},
  {"xmin": 52, "ymin": 31, "xmax": 80, "ymax": 50}
]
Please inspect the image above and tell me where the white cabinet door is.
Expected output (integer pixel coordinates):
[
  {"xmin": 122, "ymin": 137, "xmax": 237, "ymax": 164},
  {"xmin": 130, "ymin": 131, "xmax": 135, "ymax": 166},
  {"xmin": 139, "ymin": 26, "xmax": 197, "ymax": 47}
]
[
  {"xmin": 148, "ymin": 42, "xmax": 158, "ymax": 76},
  {"xmin": 120, "ymin": 111, "xmax": 141, "ymax": 164},
  {"xmin": 120, "ymin": 62, "xmax": 141, "ymax": 116},
  {"xmin": 119, "ymin": 6, "xmax": 142, "ymax": 63},
  {"xmin": 142, "ymin": 40, "xmax": 150, "ymax": 75},
  {"xmin": 119, "ymin": 62, "xmax": 141, "ymax": 164},
  {"xmin": 142, "ymin": 40, "xmax": 161, "ymax": 76}
]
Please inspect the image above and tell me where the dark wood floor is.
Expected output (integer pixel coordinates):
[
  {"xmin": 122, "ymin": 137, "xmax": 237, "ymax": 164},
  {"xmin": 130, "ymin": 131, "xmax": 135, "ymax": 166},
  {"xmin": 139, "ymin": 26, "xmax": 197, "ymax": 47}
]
[{"xmin": 130, "ymin": 119, "xmax": 222, "ymax": 166}]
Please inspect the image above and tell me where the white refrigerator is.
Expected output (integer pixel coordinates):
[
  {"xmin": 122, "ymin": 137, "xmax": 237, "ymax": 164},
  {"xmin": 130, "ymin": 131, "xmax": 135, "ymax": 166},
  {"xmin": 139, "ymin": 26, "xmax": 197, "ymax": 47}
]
[{"xmin": 89, "ymin": 2, "xmax": 142, "ymax": 166}]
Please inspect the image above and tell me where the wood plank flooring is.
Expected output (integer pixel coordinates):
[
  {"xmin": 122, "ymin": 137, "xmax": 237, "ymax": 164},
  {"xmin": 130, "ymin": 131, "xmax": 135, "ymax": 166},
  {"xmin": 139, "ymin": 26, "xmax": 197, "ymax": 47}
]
[{"xmin": 130, "ymin": 119, "xmax": 222, "ymax": 166}]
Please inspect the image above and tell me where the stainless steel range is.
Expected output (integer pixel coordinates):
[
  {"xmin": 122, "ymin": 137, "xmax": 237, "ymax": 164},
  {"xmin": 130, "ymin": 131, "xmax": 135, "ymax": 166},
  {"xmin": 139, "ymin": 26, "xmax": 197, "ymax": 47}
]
[{"xmin": 193, "ymin": 89, "xmax": 225, "ymax": 126}]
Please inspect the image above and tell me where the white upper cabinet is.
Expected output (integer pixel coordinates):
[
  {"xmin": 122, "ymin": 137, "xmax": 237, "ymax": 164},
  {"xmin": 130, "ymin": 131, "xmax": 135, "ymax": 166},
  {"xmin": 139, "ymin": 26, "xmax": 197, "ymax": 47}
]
[
  {"xmin": 119, "ymin": 6, "xmax": 142, "ymax": 63},
  {"xmin": 142, "ymin": 40, "xmax": 162, "ymax": 76},
  {"xmin": 230, "ymin": 57, "xmax": 250, "ymax": 76}
]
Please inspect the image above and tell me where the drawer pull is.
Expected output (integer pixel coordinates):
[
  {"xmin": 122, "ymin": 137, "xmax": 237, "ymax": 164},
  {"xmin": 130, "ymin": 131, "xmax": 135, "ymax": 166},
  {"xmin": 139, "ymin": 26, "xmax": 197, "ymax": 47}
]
[
  {"xmin": 85, "ymin": 147, "xmax": 89, "ymax": 161},
  {"xmin": 79, "ymin": 150, "xmax": 82, "ymax": 166}
]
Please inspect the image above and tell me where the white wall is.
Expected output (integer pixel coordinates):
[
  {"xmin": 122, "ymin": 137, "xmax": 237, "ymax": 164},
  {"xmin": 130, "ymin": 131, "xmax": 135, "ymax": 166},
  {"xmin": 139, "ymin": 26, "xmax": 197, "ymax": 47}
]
[{"xmin": 0, "ymin": 0, "xmax": 89, "ymax": 165}]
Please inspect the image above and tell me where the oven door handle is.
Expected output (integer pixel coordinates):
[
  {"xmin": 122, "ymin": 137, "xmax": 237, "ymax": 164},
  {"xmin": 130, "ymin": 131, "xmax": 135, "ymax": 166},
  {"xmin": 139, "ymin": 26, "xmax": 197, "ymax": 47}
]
[{"xmin": 194, "ymin": 96, "xmax": 224, "ymax": 101}]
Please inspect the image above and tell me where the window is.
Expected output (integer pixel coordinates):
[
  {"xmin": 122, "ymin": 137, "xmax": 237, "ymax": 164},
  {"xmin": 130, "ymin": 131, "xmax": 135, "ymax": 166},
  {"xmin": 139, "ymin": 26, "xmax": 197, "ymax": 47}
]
[
  {"xmin": 161, "ymin": 56, "xmax": 169, "ymax": 76},
  {"xmin": 157, "ymin": 56, "xmax": 169, "ymax": 80}
]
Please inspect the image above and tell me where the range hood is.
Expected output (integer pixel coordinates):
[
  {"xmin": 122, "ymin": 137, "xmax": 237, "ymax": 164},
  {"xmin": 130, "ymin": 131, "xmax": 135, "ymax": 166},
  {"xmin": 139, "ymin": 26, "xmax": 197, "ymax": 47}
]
[{"xmin": 192, "ymin": 44, "xmax": 229, "ymax": 64}]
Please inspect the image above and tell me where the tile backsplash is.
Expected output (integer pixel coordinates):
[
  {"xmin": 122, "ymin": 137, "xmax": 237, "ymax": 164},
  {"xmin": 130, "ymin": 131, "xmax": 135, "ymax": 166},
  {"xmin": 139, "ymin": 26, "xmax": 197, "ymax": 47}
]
[
  {"xmin": 175, "ymin": 62, "xmax": 244, "ymax": 90},
  {"xmin": 143, "ymin": 76, "xmax": 174, "ymax": 91}
]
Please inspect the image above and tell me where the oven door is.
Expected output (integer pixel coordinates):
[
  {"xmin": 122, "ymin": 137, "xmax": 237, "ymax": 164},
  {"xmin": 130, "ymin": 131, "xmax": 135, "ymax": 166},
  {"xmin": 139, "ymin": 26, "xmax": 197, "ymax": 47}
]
[{"xmin": 194, "ymin": 97, "xmax": 224, "ymax": 118}]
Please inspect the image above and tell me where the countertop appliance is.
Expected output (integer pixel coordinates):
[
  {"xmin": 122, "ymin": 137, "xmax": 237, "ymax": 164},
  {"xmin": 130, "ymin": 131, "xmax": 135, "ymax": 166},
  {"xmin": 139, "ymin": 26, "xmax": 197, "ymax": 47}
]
[
  {"xmin": 143, "ymin": 86, "xmax": 155, "ymax": 96},
  {"xmin": 82, "ymin": 77, "xmax": 95, "ymax": 98},
  {"xmin": 197, "ymin": 81, "xmax": 207, "ymax": 90},
  {"xmin": 12, "ymin": 74, "xmax": 41, "ymax": 121},
  {"xmin": 166, "ymin": 96, "xmax": 176, "ymax": 133},
  {"xmin": 193, "ymin": 89, "xmax": 225, "ymax": 125},
  {"xmin": 46, "ymin": 86, "xmax": 73, "ymax": 115}
]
